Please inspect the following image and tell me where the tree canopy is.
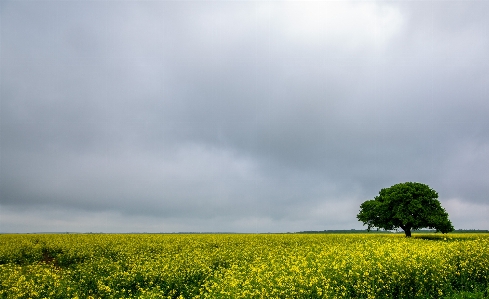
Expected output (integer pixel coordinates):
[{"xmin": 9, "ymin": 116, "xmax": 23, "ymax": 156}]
[{"xmin": 357, "ymin": 182, "xmax": 454, "ymax": 237}]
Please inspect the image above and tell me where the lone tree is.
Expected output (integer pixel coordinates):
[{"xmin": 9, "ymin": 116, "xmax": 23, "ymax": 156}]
[{"xmin": 357, "ymin": 182, "xmax": 454, "ymax": 237}]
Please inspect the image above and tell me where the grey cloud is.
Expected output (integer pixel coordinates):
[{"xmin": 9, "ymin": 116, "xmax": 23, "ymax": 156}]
[{"xmin": 1, "ymin": 1, "xmax": 489, "ymax": 232}]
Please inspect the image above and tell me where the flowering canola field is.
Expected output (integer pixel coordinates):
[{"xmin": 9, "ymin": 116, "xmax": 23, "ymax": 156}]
[{"xmin": 0, "ymin": 233, "xmax": 488, "ymax": 298}]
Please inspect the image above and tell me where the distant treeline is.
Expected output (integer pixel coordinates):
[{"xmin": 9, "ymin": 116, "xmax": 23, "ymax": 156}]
[
  {"xmin": 451, "ymin": 229, "xmax": 489, "ymax": 233},
  {"xmin": 298, "ymin": 230, "xmax": 392, "ymax": 234},
  {"xmin": 2, "ymin": 229, "xmax": 488, "ymax": 235},
  {"xmin": 298, "ymin": 229, "xmax": 489, "ymax": 234},
  {"xmin": 412, "ymin": 229, "xmax": 489, "ymax": 233}
]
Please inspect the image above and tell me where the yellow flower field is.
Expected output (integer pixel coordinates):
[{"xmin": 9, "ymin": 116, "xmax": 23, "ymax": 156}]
[{"xmin": 0, "ymin": 234, "xmax": 488, "ymax": 298}]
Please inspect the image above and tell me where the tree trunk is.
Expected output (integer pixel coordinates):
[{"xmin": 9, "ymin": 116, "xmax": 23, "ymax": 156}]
[{"xmin": 400, "ymin": 225, "xmax": 412, "ymax": 237}]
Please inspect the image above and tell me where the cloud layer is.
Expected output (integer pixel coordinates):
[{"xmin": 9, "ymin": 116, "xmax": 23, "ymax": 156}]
[{"xmin": 1, "ymin": 1, "xmax": 488, "ymax": 232}]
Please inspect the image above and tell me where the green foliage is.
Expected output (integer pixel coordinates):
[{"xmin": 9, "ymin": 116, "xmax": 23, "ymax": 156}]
[
  {"xmin": 357, "ymin": 182, "xmax": 454, "ymax": 237},
  {"xmin": 1, "ymin": 234, "xmax": 489, "ymax": 298},
  {"xmin": 444, "ymin": 289, "xmax": 489, "ymax": 299}
]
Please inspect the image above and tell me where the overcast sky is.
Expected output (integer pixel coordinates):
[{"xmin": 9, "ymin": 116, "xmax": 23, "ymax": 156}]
[{"xmin": 1, "ymin": 0, "xmax": 488, "ymax": 233}]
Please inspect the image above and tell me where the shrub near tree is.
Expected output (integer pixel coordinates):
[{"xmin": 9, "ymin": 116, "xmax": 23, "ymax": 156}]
[{"xmin": 357, "ymin": 182, "xmax": 454, "ymax": 237}]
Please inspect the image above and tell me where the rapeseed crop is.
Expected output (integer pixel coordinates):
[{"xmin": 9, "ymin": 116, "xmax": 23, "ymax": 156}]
[{"xmin": 0, "ymin": 234, "xmax": 488, "ymax": 298}]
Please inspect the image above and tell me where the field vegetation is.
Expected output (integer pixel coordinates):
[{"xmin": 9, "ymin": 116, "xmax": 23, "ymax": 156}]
[{"xmin": 1, "ymin": 233, "xmax": 488, "ymax": 298}]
